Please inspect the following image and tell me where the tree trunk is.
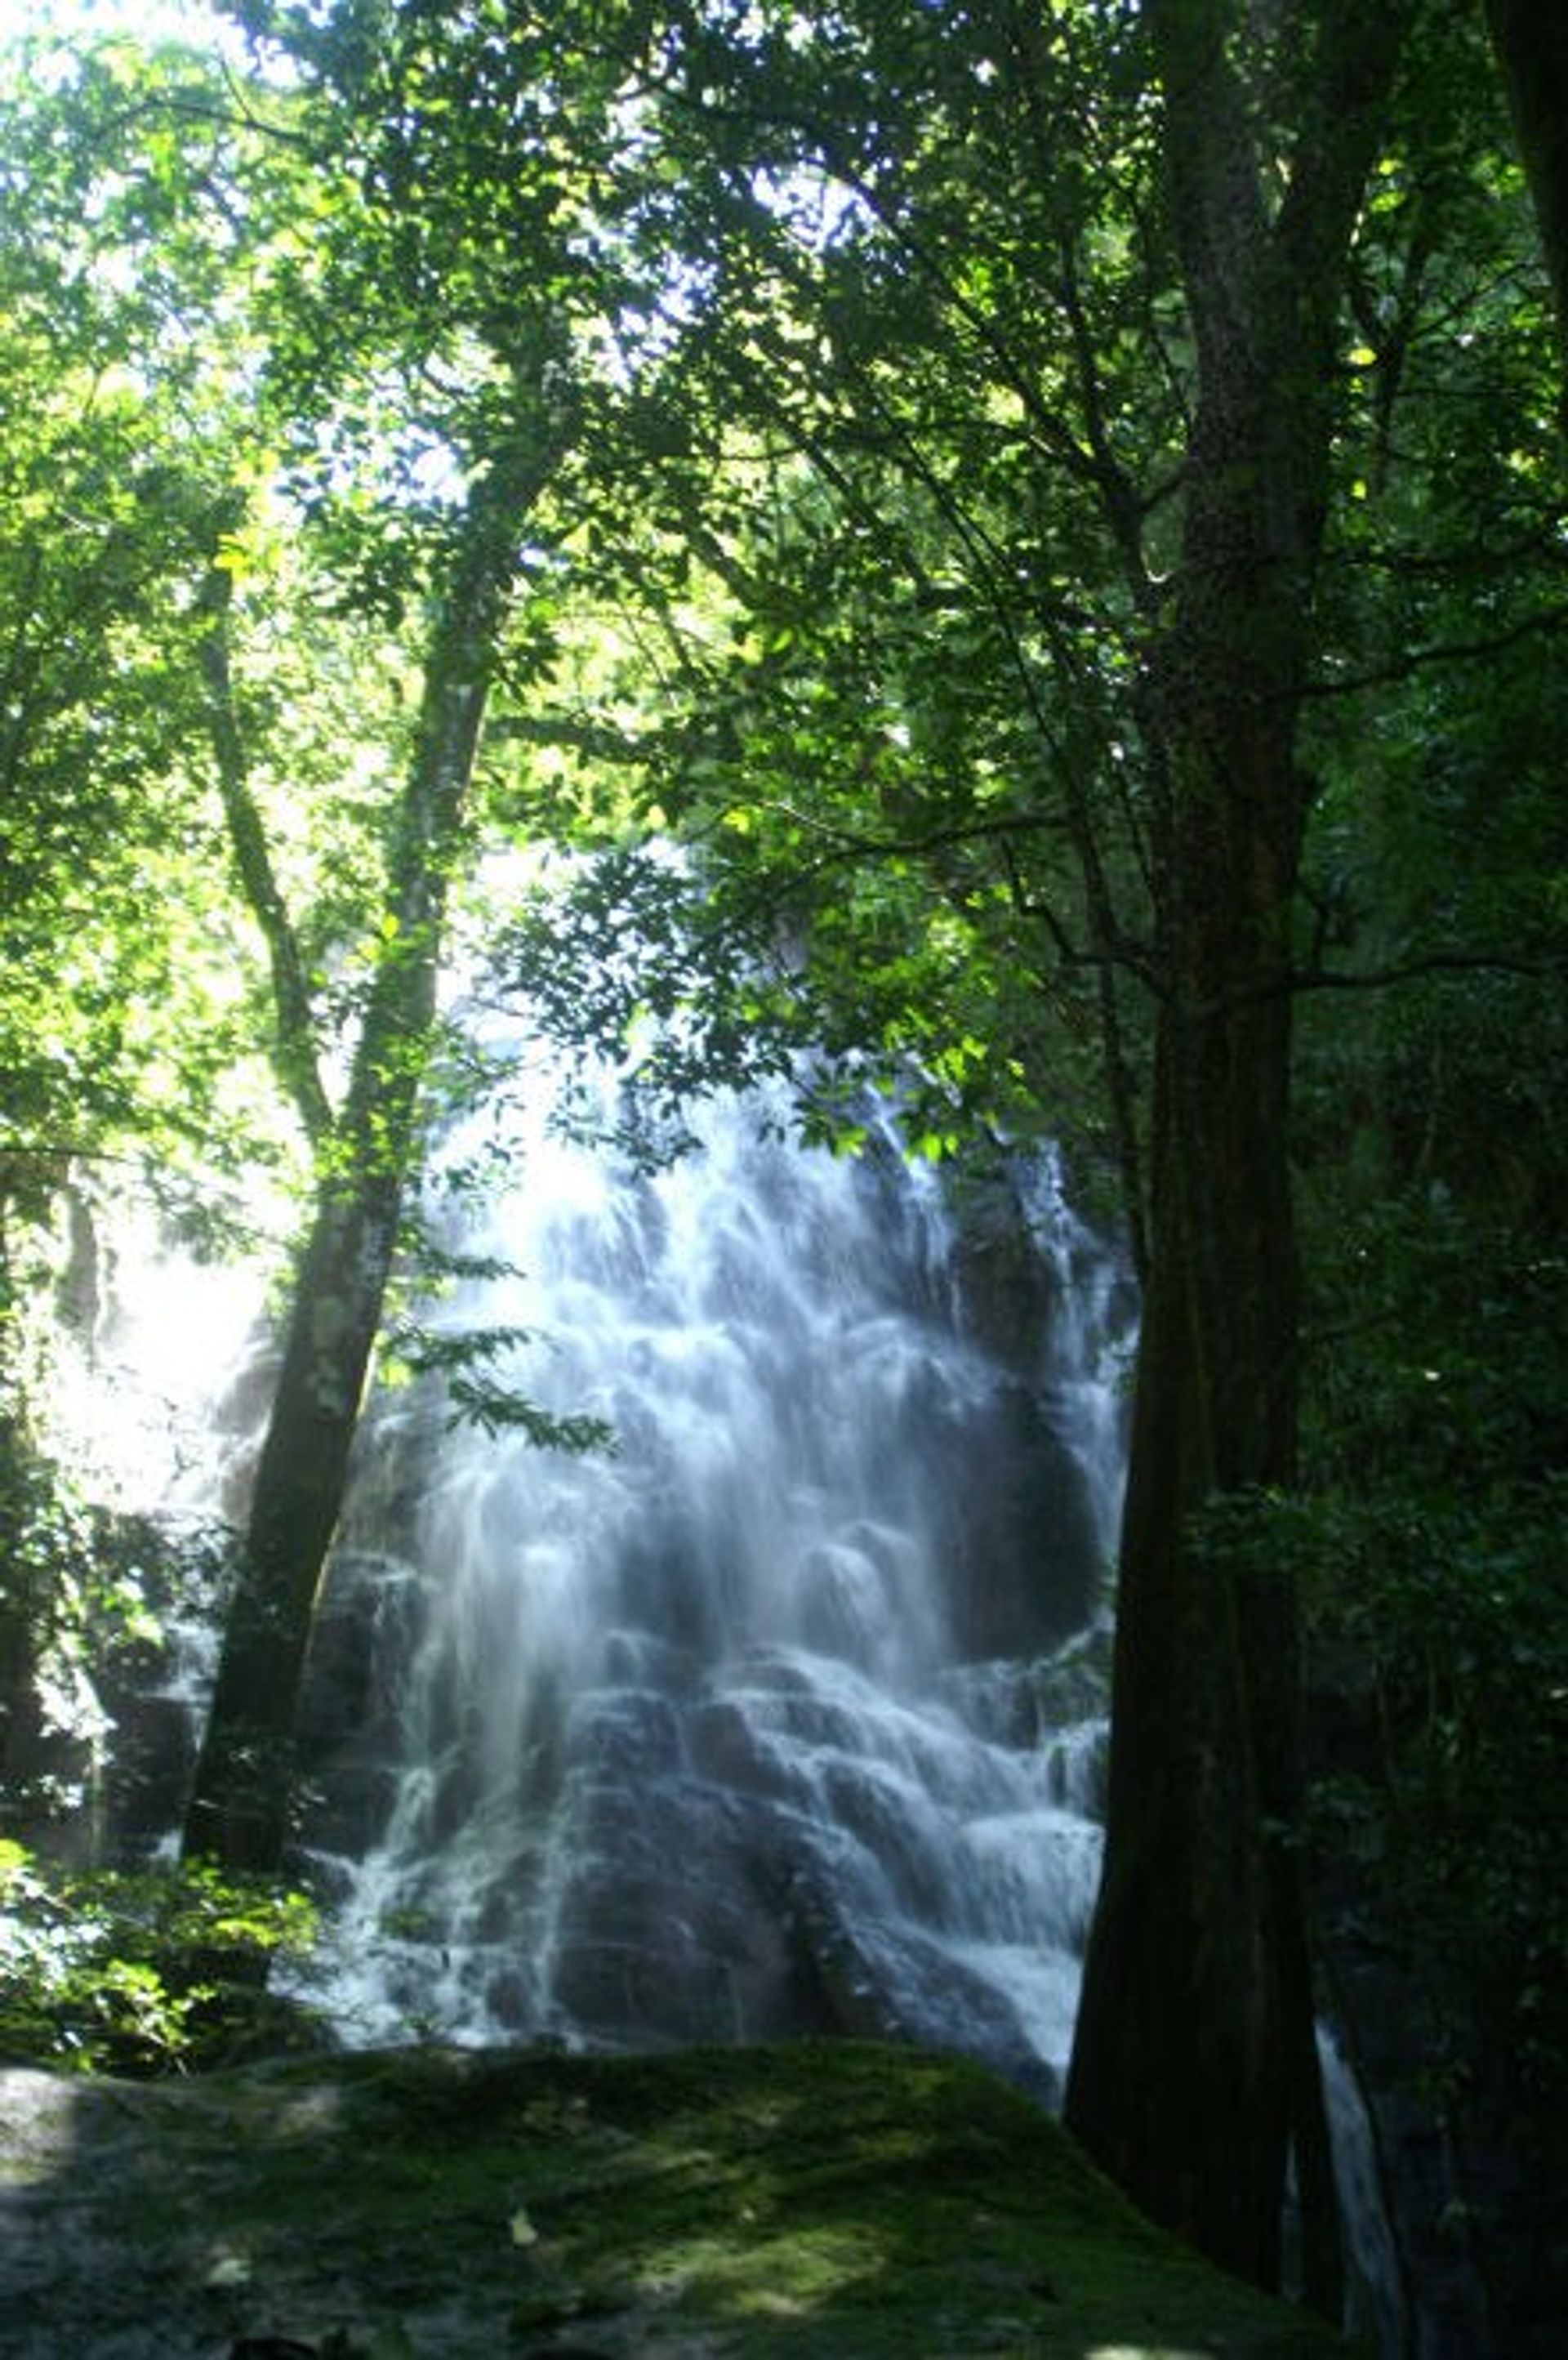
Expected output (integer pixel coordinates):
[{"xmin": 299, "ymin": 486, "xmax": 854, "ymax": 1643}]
[
  {"xmin": 182, "ymin": 441, "xmax": 548, "ymax": 1875},
  {"xmin": 196, "ymin": 515, "xmax": 332, "ymax": 1151},
  {"xmin": 1066, "ymin": 765, "xmax": 1330, "ymax": 2291},
  {"xmin": 1485, "ymin": 0, "xmax": 1568, "ymax": 374},
  {"xmin": 1065, "ymin": 0, "xmax": 1406, "ymax": 2296}
]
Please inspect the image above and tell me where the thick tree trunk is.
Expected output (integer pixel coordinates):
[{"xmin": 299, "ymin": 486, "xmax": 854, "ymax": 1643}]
[
  {"xmin": 182, "ymin": 443, "xmax": 548, "ymax": 1875},
  {"xmin": 1485, "ymin": 0, "xmax": 1568, "ymax": 373},
  {"xmin": 1065, "ymin": 0, "xmax": 1406, "ymax": 2295},
  {"xmin": 1066, "ymin": 754, "xmax": 1329, "ymax": 2291}
]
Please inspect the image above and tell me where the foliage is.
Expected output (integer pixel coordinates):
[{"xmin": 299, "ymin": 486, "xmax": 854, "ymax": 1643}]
[
  {"xmin": 381, "ymin": 1320, "xmax": 617, "ymax": 1452},
  {"xmin": 1275, "ymin": 46, "xmax": 1568, "ymax": 2150},
  {"xmin": 451, "ymin": 0, "xmax": 1168, "ymax": 1207},
  {"xmin": 0, "ymin": 39, "xmax": 306, "ymax": 1226},
  {"xmin": 0, "ymin": 1838, "xmax": 318, "ymax": 2075},
  {"xmin": 1300, "ymin": 1202, "xmax": 1568, "ymax": 2121},
  {"xmin": 1190, "ymin": 1188, "xmax": 1568, "ymax": 2135},
  {"xmin": 0, "ymin": 9, "xmax": 1562, "ymax": 2315}
]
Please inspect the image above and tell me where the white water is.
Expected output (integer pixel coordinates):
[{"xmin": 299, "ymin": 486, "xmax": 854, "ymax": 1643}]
[
  {"xmin": 47, "ymin": 1197, "xmax": 270, "ymax": 1524},
  {"xmin": 278, "ymin": 1079, "xmax": 1132, "ymax": 2097},
  {"xmin": 48, "ymin": 1070, "xmax": 1414, "ymax": 2340}
]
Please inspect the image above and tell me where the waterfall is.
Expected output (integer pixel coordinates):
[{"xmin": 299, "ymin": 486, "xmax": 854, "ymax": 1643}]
[
  {"xmin": 281, "ymin": 1077, "xmax": 1132, "ymax": 2100},
  {"xmin": 47, "ymin": 1067, "xmax": 1419, "ymax": 2348}
]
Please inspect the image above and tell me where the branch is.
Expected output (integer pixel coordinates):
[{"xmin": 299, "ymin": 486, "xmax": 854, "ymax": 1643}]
[
  {"xmin": 1189, "ymin": 942, "xmax": 1566, "ymax": 1022},
  {"xmin": 486, "ymin": 711, "xmax": 655, "ymax": 765},
  {"xmin": 1306, "ymin": 601, "xmax": 1568, "ymax": 698},
  {"xmin": 1291, "ymin": 948, "xmax": 1567, "ymax": 993},
  {"xmin": 743, "ymin": 797, "xmax": 1161, "ymax": 990},
  {"xmin": 196, "ymin": 532, "xmax": 333, "ymax": 1148},
  {"xmin": 90, "ymin": 80, "xmax": 315, "ymax": 157}
]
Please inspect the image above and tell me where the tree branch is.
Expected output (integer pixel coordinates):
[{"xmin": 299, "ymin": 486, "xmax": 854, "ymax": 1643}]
[
  {"xmin": 1292, "ymin": 948, "xmax": 1567, "ymax": 993},
  {"xmin": 1306, "ymin": 600, "xmax": 1568, "ymax": 698},
  {"xmin": 196, "ymin": 528, "xmax": 333, "ymax": 1148}
]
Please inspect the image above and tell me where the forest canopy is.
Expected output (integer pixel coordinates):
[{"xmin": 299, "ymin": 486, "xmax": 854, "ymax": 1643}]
[{"xmin": 1, "ymin": 0, "xmax": 1564, "ymax": 2318}]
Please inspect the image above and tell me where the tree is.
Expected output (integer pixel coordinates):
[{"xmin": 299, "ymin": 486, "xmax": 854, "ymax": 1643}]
[
  {"xmin": 1484, "ymin": 0, "xmax": 1568, "ymax": 368},
  {"xmin": 180, "ymin": 0, "xmax": 715, "ymax": 1871},
  {"xmin": 180, "ymin": 420, "xmax": 568, "ymax": 1870},
  {"xmin": 0, "ymin": 41, "xmax": 273, "ymax": 1231},
  {"xmin": 368, "ymin": 0, "xmax": 1563, "ymax": 2293},
  {"xmin": 0, "ymin": 34, "xmax": 301, "ymax": 1819},
  {"xmin": 0, "ymin": 2, "xmax": 733, "ymax": 1883},
  {"xmin": 1283, "ymin": 29, "xmax": 1568, "ymax": 2286},
  {"xmin": 1059, "ymin": 0, "xmax": 1414, "ymax": 2295}
]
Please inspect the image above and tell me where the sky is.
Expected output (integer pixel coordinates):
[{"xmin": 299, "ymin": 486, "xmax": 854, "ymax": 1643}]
[{"xmin": 0, "ymin": 0, "xmax": 232, "ymax": 51}]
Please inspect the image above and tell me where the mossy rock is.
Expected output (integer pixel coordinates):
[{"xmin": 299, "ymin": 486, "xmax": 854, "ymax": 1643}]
[{"xmin": 0, "ymin": 2037, "xmax": 1355, "ymax": 2355}]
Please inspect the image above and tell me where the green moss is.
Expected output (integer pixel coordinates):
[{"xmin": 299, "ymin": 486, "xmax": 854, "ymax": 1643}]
[{"xmin": 0, "ymin": 2041, "xmax": 1358, "ymax": 2356}]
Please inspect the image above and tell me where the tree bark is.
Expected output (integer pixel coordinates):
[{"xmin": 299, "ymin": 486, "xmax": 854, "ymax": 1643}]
[
  {"xmin": 1484, "ymin": 0, "xmax": 1568, "ymax": 376},
  {"xmin": 197, "ymin": 520, "xmax": 333, "ymax": 1151},
  {"xmin": 1065, "ymin": 0, "xmax": 1407, "ymax": 2296},
  {"xmin": 182, "ymin": 438, "xmax": 550, "ymax": 1875}
]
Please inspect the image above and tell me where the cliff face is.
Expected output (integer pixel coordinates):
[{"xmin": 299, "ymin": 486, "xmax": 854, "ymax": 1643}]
[{"xmin": 1, "ymin": 2039, "xmax": 1340, "ymax": 2358}]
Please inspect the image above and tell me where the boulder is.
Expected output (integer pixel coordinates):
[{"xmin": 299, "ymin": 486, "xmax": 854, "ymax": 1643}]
[{"xmin": 0, "ymin": 2041, "xmax": 1348, "ymax": 2358}]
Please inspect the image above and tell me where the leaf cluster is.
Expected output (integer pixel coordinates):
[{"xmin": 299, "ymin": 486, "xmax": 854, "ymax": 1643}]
[
  {"xmin": 1291, "ymin": 1199, "xmax": 1568, "ymax": 2129},
  {"xmin": 0, "ymin": 1839, "xmax": 318, "ymax": 2076},
  {"xmin": 381, "ymin": 1318, "xmax": 616, "ymax": 1452}
]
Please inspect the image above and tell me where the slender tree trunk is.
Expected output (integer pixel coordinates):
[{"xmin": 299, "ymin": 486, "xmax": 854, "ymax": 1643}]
[
  {"xmin": 1065, "ymin": 0, "xmax": 1406, "ymax": 2295},
  {"xmin": 182, "ymin": 441, "xmax": 547, "ymax": 1875},
  {"xmin": 196, "ymin": 515, "xmax": 332, "ymax": 1151}
]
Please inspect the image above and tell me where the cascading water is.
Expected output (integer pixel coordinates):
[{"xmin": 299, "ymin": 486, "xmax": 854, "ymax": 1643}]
[
  {"xmin": 280, "ymin": 1076, "xmax": 1133, "ymax": 2103},
  {"xmin": 47, "ymin": 1068, "xmax": 1423, "ymax": 2350}
]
